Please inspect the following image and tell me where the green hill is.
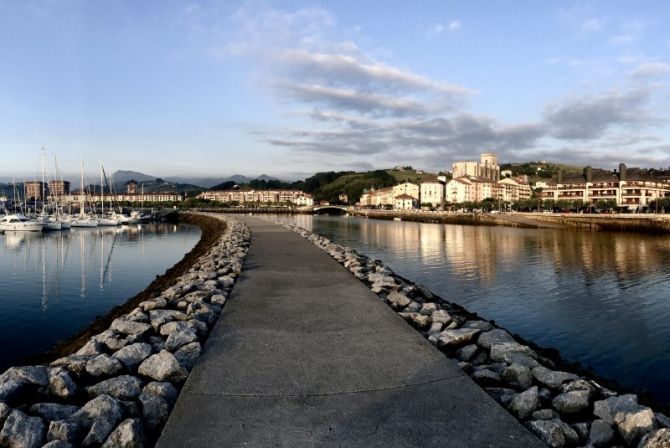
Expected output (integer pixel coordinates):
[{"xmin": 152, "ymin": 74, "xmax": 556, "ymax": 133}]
[{"xmin": 499, "ymin": 161, "xmax": 582, "ymax": 182}]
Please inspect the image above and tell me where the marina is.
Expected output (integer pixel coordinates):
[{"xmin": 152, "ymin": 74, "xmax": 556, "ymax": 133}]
[{"xmin": 0, "ymin": 223, "xmax": 200, "ymax": 371}]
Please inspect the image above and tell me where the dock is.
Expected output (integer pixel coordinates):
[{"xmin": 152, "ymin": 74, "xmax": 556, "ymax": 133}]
[{"xmin": 157, "ymin": 216, "xmax": 543, "ymax": 447}]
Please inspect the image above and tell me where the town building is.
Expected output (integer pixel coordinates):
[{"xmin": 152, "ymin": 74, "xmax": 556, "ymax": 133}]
[
  {"xmin": 394, "ymin": 194, "xmax": 417, "ymax": 210},
  {"xmin": 540, "ymin": 164, "xmax": 670, "ymax": 210},
  {"xmin": 48, "ymin": 180, "xmax": 70, "ymax": 197},
  {"xmin": 452, "ymin": 153, "xmax": 500, "ymax": 182},
  {"xmin": 24, "ymin": 181, "xmax": 46, "ymax": 201},
  {"xmin": 392, "ymin": 182, "xmax": 420, "ymax": 200},
  {"xmin": 64, "ymin": 192, "xmax": 183, "ymax": 204},
  {"xmin": 419, "ymin": 178, "xmax": 445, "ymax": 207},
  {"xmin": 497, "ymin": 177, "xmax": 532, "ymax": 202},
  {"xmin": 197, "ymin": 189, "xmax": 311, "ymax": 206},
  {"xmin": 127, "ymin": 180, "xmax": 138, "ymax": 194}
]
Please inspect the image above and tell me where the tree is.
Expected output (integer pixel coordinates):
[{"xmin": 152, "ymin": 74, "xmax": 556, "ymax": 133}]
[{"xmin": 594, "ymin": 199, "xmax": 617, "ymax": 212}]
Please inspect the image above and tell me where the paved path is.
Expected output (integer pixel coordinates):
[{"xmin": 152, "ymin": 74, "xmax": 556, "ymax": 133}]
[{"xmin": 157, "ymin": 216, "xmax": 544, "ymax": 447}]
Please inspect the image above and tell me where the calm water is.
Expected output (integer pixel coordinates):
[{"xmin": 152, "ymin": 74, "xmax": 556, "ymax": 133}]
[
  {"xmin": 274, "ymin": 214, "xmax": 670, "ymax": 405},
  {"xmin": 0, "ymin": 224, "xmax": 200, "ymax": 370}
]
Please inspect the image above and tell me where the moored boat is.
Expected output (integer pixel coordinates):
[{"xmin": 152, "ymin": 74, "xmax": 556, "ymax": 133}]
[{"xmin": 0, "ymin": 214, "xmax": 45, "ymax": 232}]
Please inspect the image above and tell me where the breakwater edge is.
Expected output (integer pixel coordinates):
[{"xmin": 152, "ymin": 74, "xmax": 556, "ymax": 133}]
[
  {"xmin": 0, "ymin": 213, "xmax": 250, "ymax": 447},
  {"xmin": 277, "ymin": 220, "xmax": 670, "ymax": 448}
]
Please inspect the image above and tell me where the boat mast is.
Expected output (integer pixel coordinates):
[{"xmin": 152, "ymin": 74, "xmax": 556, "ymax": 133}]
[
  {"xmin": 80, "ymin": 157, "xmax": 85, "ymax": 218},
  {"xmin": 41, "ymin": 147, "xmax": 46, "ymax": 216},
  {"xmin": 100, "ymin": 162, "xmax": 104, "ymax": 217}
]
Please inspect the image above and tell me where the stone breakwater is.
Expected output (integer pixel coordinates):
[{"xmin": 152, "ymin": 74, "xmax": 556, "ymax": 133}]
[
  {"xmin": 0, "ymin": 213, "xmax": 250, "ymax": 448},
  {"xmin": 280, "ymin": 222, "xmax": 670, "ymax": 448}
]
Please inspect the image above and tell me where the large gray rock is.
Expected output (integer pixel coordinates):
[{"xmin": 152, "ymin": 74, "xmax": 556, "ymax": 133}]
[
  {"xmin": 0, "ymin": 403, "xmax": 10, "ymax": 427},
  {"xmin": 47, "ymin": 420, "xmax": 82, "ymax": 444},
  {"xmin": 436, "ymin": 328, "xmax": 481, "ymax": 350},
  {"xmin": 79, "ymin": 395, "xmax": 124, "ymax": 447},
  {"xmin": 112, "ymin": 343, "xmax": 153, "ymax": 371},
  {"xmin": 552, "ymin": 390, "xmax": 591, "ymax": 414},
  {"xmin": 94, "ymin": 330, "xmax": 128, "ymax": 351},
  {"xmin": 149, "ymin": 310, "xmax": 189, "ymax": 330},
  {"xmin": 0, "ymin": 366, "xmax": 49, "ymax": 404},
  {"xmin": 50, "ymin": 355, "xmax": 91, "ymax": 377},
  {"xmin": 477, "ymin": 329, "xmax": 515, "ymax": 349},
  {"xmin": 138, "ymin": 391, "xmax": 171, "ymax": 431},
  {"xmin": 139, "ymin": 298, "xmax": 167, "ymax": 311},
  {"xmin": 431, "ymin": 309, "xmax": 452, "ymax": 325},
  {"xmin": 593, "ymin": 392, "xmax": 657, "ymax": 445},
  {"xmin": 593, "ymin": 394, "xmax": 639, "ymax": 424},
  {"xmin": 101, "ymin": 418, "xmax": 144, "ymax": 448},
  {"xmin": 526, "ymin": 419, "xmax": 566, "ymax": 448},
  {"xmin": 110, "ymin": 318, "xmax": 151, "ymax": 336},
  {"xmin": 587, "ymin": 419, "xmax": 614, "ymax": 448},
  {"xmin": 137, "ymin": 350, "xmax": 188, "ymax": 383},
  {"xmin": 27, "ymin": 403, "xmax": 78, "ymax": 422},
  {"xmin": 0, "ymin": 409, "xmax": 46, "ymax": 448},
  {"xmin": 531, "ymin": 409, "xmax": 558, "ymax": 420},
  {"xmin": 386, "ymin": 291, "xmax": 410, "ymax": 308},
  {"xmin": 490, "ymin": 343, "xmax": 538, "ymax": 365},
  {"xmin": 531, "ymin": 366, "xmax": 578, "ymax": 389},
  {"xmin": 85, "ymin": 354, "xmax": 124, "ymax": 377},
  {"xmin": 174, "ymin": 342, "xmax": 202, "ymax": 371},
  {"xmin": 165, "ymin": 330, "xmax": 199, "ymax": 352},
  {"xmin": 42, "ymin": 441, "xmax": 74, "ymax": 448},
  {"xmin": 48, "ymin": 368, "xmax": 78, "ymax": 399},
  {"xmin": 638, "ymin": 428, "xmax": 670, "ymax": 448},
  {"xmin": 615, "ymin": 405, "xmax": 657, "ymax": 446},
  {"xmin": 86, "ymin": 376, "xmax": 143, "ymax": 401},
  {"xmin": 456, "ymin": 344, "xmax": 478, "ymax": 362},
  {"xmin": 76, "ymin": 339, "xmax": 104, "ymax": 356},
  {"xmin": 501, "ymin": 362, "xmax": 533, "ymax": 390},
  {"xmin": 508, "ymin": 386, "xmax": 538, "ymax": 420}
]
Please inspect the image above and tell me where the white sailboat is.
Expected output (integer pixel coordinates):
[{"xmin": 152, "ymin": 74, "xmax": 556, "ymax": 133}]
[
  {"xmin": 71, "ymin": 158, "xmax": 98, "ymax": 228},
  {"xmin": 97, "ymin": 163, "xmax": 121, "ymax": 226}
]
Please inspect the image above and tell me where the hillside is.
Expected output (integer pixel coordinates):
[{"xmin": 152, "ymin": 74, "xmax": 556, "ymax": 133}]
[{"xmin": 499, "ymin": 161, "xmax": 582, "ymax": 183}]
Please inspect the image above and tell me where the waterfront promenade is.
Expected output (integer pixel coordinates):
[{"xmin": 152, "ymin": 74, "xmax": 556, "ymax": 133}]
[{"xmin": 157, "ymin": 216, "xmax": 543, "ymax": 447}]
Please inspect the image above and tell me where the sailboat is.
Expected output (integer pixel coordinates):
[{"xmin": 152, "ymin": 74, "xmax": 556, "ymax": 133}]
[
  {"xmin": 71, "ymin": 158, "xmax": 98, "ymax": 228},
  {"xmin": 0, "ymin": 178, "xmax": 44, "ymax": 232},
  {"xmin": 97, "ymin": 164, "xmax": 120, "ymax": 226},
  {"xmin": 37, "ymin": 149, "xmax": 63, "ymax": 231}
]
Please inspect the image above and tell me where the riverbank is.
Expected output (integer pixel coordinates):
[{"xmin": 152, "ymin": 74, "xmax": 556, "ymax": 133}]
[
  {"xmin": 279, "ymin": 221, "xmax": 670, "ymax": 448},
  {"xmin": 25, "ymin": 213, "xmax": 227, "ymax": 366},
  {"xmin": 0, "ymin": 213, "xmax": 250, "ymax": 447}
]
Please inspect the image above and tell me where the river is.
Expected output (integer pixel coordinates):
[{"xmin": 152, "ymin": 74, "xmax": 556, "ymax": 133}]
[
  {"xmin": 0, "ymin": 223, "xmax": 200, "ymax": 370},
  {"xmin": 273, "ymin": 214, "xmax": 670, "ymax": 405}
]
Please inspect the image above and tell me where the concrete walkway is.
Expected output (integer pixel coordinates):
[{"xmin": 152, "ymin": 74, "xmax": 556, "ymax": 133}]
[{"xmin": 157, "ymin": 217, "xmax": 544, "ymax": 447}]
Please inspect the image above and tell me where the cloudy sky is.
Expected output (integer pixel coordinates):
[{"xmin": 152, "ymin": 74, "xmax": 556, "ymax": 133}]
[{"xmin": 1, "ymin": 0, "xmax": 670, "ymax": 179}]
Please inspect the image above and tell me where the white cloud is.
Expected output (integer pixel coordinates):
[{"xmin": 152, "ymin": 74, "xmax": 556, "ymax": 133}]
[
  {"xmin": 448, "ymin": 20, "xmax": 461, "ymax": 31},
  {"xmin": 630, "ymin": 62, "xmax": 670, "ymax": 78}
]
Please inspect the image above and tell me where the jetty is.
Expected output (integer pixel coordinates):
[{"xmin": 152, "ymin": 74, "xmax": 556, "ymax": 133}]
[{"xmin": 157, "ymin": 216, "xmax": 543, "ymax": 447}]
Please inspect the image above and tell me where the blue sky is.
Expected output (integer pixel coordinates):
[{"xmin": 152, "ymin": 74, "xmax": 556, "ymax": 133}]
[{"xmin": 1, "ymin": 0, "xmax": 669, "ymax": 180}]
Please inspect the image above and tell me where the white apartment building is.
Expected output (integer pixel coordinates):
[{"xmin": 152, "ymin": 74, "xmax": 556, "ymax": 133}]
[
  {"xmin": 392, "ymin": 182, "xmax": 420, "ymax": 200},
  {"xmin": 420, "ymin": 179, "xmax": 445, "ymax": 207},
  {"xmin": 498, "ymin": 178, "xmax": 532, "ymax": 202},
  {"xmin": 64, "ymin": 193, "xmax": 183, "ymax": 204},
  {"xmin": 198, "ymin": 189, "xmax": 311, "ymax": 205},
  {"xmin": 541, "ymin": 164, "xmax": 670, "ymax": 209},
  {"xmin": 394, "ymin": 194, "xmax": 417, "ymax": 210}
]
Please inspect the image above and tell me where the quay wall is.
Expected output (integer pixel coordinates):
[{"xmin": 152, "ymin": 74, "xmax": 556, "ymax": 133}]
[
  {"xmin": 0, "ymin": 213, "xmax": 251, "ymax": 447},
  {"xmin": 525, "ymin": 213, "xmax": 670, "ymax": 233},
  {"xmin": 278, "ymin": 221, "xmax": 670, "ymax": 448}
]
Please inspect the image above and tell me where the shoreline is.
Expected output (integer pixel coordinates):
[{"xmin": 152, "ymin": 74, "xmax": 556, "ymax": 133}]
[
  {"xmin": 278, "ymin": 220, "xmax": 670, "ymax": 447},
  {"xmin": 23, "ymin": 213, "xmax": 228, "ymax": 367}
]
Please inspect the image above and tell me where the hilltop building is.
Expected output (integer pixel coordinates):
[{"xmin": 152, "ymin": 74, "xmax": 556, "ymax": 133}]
[
  {"xmin": 540, "ymin": 163, "xmax": 670, "ymax": 209},
  {"xmin": 452, "ymin": 153, "xmax": 500, "ymax": 182}
]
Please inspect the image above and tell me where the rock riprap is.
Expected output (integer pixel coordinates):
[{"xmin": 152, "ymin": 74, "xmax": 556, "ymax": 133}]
[
  {"xmin": 280, "ymin": 221, "xmax": 668, "ymax": 448},
  {"xmin": 0, "ymin": 213, "xmax": 250, "ymax": 447}
]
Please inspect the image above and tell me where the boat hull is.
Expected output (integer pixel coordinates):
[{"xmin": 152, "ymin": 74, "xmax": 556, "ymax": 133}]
[{"xmin": 0, "ymin": 223, "xmax": 45, "ymax": 232}]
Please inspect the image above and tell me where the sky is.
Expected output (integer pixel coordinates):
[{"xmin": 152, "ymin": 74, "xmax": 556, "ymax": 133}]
[{"xmin": 1, "ymin": 0, "xmax": 670, "ymax": 180}]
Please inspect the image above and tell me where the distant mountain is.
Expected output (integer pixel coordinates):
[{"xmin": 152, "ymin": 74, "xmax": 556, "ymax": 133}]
[
  {"xmin": 110, "ymin": 170, "xmax": 157, "ymax": 184},
  {"xmin": 165, "ymin": 174, "xmax": 279, "ymax": 188}
]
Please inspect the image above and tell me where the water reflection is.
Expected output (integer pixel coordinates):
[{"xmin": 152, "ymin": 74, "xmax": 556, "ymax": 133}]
[
  {"xmin": 273, "ymin": 215, "xmax": 670, "ymax": 404},
  {"xmin": 0, "ymin": 224, "xmax": 200, "ymax": 370}
]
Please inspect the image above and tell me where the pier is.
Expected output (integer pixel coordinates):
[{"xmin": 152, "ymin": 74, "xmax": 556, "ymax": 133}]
[{"xmin": 157, "ymin": 216, "xmax": 543, "ymax": 447}]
